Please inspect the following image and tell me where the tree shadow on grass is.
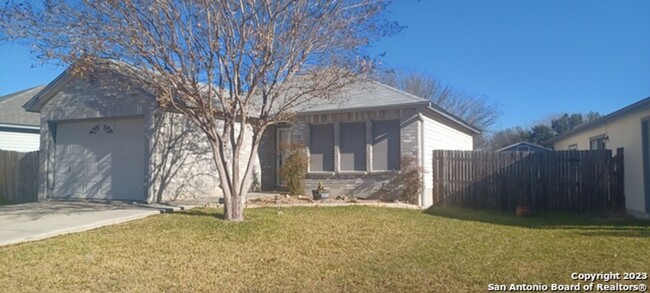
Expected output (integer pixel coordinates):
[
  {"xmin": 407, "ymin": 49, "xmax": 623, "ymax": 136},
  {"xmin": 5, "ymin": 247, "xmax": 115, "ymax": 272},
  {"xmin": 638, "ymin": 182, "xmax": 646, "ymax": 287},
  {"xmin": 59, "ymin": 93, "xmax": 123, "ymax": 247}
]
[
  {"xmin": 423, "ymin": 206, "xmax": 650, "ymax": 238},
  {"xmin": 179, "ymin": 208, "xmax": 225, "ymax": 220}
]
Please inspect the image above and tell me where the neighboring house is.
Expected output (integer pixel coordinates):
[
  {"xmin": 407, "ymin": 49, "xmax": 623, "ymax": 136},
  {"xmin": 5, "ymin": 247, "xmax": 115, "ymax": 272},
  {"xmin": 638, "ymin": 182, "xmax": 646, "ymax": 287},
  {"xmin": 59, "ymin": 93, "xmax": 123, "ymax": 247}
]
[
  {"xmin": 550, "ymin": 97, "xmax": 650, "ymax": 219},
  {"xmin": 24, "ymin": 62, "xmax": 478, "ymax": 207},
  {"xmin": 0, "ymin": 86, "xmax": 45, "ymax": 152},
  {"xmin": 496, "ymin": 141, "xmax": 553, "ymax": 153}
]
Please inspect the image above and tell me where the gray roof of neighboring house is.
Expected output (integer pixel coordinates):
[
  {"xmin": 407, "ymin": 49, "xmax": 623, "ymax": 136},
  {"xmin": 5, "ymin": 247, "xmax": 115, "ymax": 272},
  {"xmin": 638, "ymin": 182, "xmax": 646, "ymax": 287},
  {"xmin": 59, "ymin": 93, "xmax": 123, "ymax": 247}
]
[
  {"xmin": 0, "ymin": 85, "xmax": 45, "ymax": 127},
  {"xmin": 548, "ymin": 96, "xmax": 650, "ymax": 144}
]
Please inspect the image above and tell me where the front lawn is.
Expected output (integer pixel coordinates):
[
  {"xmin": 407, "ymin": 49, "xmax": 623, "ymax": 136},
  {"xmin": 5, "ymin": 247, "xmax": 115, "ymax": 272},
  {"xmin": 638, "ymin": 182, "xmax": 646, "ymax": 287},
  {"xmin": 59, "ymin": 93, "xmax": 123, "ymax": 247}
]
[{"xmin": 0, "ymin": 206, "xmax": 648, "ymax": 292}]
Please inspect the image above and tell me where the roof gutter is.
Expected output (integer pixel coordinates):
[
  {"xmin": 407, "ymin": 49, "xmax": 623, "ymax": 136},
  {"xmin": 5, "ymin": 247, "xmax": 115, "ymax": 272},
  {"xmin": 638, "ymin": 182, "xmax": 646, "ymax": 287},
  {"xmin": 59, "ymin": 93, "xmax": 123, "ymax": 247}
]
[
  {"xmin": 0, "ymin": 122, "xmax": 39, "ymax": 130},
  {"xmin": 0, "ymin": 123, "xmax": 40, "ymax": 134}
]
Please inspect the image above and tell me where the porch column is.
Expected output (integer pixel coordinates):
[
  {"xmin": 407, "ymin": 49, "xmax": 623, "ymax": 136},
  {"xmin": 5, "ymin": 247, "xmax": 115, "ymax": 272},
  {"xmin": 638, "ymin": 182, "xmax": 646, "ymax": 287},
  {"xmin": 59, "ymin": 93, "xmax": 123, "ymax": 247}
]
[
  {"xmin": 366, "ymin": 119, "xmax": 372, "ymax": 172},
  {"xmin": 334, "ymin": 121, "xmax": 340, "ymax": 172}
]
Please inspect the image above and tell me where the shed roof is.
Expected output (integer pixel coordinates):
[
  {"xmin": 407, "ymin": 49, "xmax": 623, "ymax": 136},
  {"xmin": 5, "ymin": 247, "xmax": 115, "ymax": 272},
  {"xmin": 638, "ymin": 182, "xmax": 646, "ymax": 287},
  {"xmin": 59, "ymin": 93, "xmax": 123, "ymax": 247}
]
[{"xmin": 495, "ymin": 141, "xmax": 553, "ymax": 152}]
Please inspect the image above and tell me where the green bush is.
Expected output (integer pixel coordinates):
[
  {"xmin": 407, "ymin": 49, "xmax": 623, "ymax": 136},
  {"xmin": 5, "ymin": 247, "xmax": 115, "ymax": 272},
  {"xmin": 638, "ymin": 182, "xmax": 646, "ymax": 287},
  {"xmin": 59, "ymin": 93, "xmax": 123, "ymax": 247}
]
[
  {"xmin": 383, "ymin": 155, "xmax": 423, "ymax": 204},
  {"xmin": 279, "ymin": 143, "xmax": 308, "ymax": 195}
]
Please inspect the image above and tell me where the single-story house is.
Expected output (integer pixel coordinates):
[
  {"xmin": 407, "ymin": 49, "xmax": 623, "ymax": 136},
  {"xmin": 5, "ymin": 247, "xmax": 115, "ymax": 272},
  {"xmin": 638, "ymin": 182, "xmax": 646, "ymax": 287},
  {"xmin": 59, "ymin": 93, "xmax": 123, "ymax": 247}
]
[
  {"xmin": 0, "ymin": 86, "xmax": 45, "ymax": 152},
  {"xmin": 24, "ymin": 62, "xmax": 478, "ymax": 207},
  {"xmin": 496, "ymin": 141, "xmax": 553, "ymax": 153},
  {"xmin": 550, "ymin": 97, "xmax": 650, "ymax": 219}
]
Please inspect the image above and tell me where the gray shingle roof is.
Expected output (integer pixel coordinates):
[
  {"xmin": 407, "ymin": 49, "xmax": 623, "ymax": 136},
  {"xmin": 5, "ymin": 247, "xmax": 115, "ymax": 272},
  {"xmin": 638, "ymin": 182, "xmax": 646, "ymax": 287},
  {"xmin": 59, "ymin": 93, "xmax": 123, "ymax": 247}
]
[
  {"xmin": 20, "ymin": 58, "xmax": 479, "ymax": 134},
  {"xmin": 299, "ymin": 81, "xmax": 429, "ymax": 113},
  {"xmin": 0, "ymin": 85, "xmax": 45, "ymax": 126}
]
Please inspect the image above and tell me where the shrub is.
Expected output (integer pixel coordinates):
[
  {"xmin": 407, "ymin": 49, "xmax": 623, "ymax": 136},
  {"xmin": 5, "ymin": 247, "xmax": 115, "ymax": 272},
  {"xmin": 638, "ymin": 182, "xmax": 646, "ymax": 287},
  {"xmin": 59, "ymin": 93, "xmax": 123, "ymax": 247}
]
[
  {"xmin": 279, "ymin": 143, "xmax": 308, "ymax": 195},
  {"xmin": 383, "ymin": 155, "xmax": 424, "ymax": 204}
]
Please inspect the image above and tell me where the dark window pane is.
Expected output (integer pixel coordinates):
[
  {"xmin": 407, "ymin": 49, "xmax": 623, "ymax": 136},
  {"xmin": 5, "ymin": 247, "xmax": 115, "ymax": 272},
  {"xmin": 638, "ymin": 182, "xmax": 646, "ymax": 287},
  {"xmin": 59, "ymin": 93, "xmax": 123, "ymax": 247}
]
[
  {"xmin": 590, "ymin": 135, "xmax": 607, "ymax": 150},
  {"xmin": 372, "ymin": 120, "xmax": 400, "ymax": 170},
  {"xmin": 340, "ymin": 122, "xmax": 366, "ymax": 171},
  {"xmin": 310, "ymin": 124, "xmax": 334, "ymax": 171}
]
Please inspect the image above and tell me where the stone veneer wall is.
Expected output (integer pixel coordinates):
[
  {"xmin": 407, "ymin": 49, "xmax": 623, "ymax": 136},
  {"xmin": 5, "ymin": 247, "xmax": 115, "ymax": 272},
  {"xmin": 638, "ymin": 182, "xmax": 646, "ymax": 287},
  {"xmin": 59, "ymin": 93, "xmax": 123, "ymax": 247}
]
[
  {"xmin": 148, "ymin": 113, "xmax": 262, "ymax": 202},
  {"xmin": 290, "ymin": 108, "xmax": 420, "ymax": 199},
  {"xmin": 149, "ymin": 112, "xmax": 221, "ymax": 202}
]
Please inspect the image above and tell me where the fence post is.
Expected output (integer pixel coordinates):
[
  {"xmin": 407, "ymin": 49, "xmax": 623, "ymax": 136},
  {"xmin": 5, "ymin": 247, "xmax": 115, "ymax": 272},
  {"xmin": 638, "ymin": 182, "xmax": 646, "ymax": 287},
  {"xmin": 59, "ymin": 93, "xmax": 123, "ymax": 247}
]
[{"xmin": 610, "ymin": 147, "xmax": 625, "ymax": 213}]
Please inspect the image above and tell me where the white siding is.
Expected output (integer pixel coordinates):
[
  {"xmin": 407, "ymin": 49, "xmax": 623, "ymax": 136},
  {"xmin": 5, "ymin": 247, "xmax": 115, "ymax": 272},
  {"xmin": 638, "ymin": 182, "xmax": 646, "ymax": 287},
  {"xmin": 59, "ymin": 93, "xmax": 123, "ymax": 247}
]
[
  {"xmin": 421, "ymin": 113, "xmax": 473, "ymax": 207},
  {"xmin": 0, "ymin": 130, "xmax": 40, "ymax": 152}
]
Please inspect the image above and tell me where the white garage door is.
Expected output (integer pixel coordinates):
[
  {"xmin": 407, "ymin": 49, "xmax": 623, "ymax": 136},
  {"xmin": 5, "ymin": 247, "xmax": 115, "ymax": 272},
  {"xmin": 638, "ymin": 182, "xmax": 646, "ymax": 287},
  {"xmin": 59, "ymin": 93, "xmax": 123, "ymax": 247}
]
[{"xmin": 54, "ymin": 117, "xmax": 146, "ymax": 201}]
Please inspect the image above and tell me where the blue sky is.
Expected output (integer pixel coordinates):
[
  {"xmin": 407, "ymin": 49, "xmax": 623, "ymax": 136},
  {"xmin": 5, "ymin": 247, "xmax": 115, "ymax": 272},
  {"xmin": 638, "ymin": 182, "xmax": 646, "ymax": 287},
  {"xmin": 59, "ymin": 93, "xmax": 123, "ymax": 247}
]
[{"xmin": 1, "ymin": 0, "xmax": 649, "ymax": 130}]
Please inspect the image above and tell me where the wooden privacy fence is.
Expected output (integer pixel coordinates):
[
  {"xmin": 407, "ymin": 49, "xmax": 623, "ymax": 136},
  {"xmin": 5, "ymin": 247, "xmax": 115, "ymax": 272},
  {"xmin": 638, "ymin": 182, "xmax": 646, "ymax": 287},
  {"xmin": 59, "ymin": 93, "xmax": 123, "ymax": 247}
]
[
  {"xmin": 431, "ymin": 149, "xmax": 625, "ymax": 214},
  {"xmin": 0, "ymin": 150, "xmax": 39, "ymax": 203}
]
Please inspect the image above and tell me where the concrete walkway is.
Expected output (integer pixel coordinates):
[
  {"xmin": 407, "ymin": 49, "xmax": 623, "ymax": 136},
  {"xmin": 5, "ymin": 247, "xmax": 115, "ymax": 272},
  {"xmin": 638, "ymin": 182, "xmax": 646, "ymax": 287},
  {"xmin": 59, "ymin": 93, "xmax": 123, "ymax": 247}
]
[{"xmin": 0, "ymin": 201, "xmax": 162, "ymax": 247}]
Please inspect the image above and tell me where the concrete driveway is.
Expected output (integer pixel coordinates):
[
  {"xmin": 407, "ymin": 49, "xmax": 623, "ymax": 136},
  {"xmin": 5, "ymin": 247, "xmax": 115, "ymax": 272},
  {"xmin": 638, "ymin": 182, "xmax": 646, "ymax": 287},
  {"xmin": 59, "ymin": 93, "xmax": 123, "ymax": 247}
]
[{"xmin": 0, "ymin": 201, "xmax": 162, "ymax": 247}]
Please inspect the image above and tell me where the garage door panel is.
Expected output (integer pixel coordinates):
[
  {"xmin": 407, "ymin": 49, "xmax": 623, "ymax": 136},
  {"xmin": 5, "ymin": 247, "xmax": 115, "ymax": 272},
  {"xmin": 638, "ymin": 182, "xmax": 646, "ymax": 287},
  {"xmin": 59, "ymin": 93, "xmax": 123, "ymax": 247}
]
[
  {"xmin": 55, "ymin": 161, "xmax": 85, "ymax": 178},
  {"xmin": 54, "ymin": 117, "xmax": 145, "ymax": 201},
  {"xmin": 85, "ymin": 179, "xmax": 111, "ymax": 199},
  {"xmin": 54, "ymin": 180, "xmax": 84, "ymax": 199}
]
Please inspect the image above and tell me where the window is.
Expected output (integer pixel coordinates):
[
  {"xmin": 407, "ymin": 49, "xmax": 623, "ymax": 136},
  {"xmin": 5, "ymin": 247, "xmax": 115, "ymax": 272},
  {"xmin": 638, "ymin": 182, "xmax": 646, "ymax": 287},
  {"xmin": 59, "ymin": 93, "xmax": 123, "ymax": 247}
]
[
  {"xmin": 372, "ymin": 120, "xmax": 400, "ymax": 170},
  {"xmin": 517, "ymin": 146, "xmax": 530, "ymax": 152},
  {"xmin": 568, "ymin": 144, "xmax": 578, "ymax": 150},
  {"xmin": 89, "ymin": 124, "xmax": 114, "ymax": 135},
  {"xmin": 309, "ymin": 124, "xmax": 334, "ymax": 172},
  {"xmin": 589, "ymin": 135, "xmax": 608, "ymax": 150},
  {"xmin": 340, "ymin": 122, "xmax": 366, "ymax": 171},
  {"xmin": 89, "ymin": 125, "xmax": 100, "ymax": 134}
]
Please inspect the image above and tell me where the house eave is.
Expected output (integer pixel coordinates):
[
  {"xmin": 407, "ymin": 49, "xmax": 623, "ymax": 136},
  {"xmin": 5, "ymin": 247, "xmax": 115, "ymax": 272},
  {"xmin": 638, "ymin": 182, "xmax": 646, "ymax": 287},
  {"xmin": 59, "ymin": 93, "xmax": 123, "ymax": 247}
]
[
  {"xmin": 0, "ymin": 122, "xmax": 40, "ymax": 134},
  {"xmin": 23, "ymin": 68, "xmax": 74, "ymax": 113},
  {"xmin": 297, "ymin": 101, "xmax": 480, "ymax": 135},
  {"xmin": 548, "ymin": 96, "xmax": 650, "ymax": 144},
  {"xmin": 422, "ymin": 104, "xmax": 481, "ymax": 135},
  {"xmin": 296, "ymin": 101, "xmax": 430, "ymax": 116}
]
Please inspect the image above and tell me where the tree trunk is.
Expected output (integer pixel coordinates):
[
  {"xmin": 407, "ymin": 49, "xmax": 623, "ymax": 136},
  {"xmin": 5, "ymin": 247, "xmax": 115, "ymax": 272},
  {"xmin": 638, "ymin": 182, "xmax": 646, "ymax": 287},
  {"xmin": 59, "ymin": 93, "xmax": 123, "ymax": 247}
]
[{"xmin": 223, "ymin": 191, "xmax": 244, "ymax": 222}]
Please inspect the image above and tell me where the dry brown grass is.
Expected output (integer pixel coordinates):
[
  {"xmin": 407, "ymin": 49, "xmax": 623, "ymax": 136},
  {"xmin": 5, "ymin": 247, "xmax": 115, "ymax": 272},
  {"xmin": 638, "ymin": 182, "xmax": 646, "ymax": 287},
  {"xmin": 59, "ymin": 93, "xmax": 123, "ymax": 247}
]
[{"xmin": 0, "ymin": 206, "xmax": 648, "ymax": 292}]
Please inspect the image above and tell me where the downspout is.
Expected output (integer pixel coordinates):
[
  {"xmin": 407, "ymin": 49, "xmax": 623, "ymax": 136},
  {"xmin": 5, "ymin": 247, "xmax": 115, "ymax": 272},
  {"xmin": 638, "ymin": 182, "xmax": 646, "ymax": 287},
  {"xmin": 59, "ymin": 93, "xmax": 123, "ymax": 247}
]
[{"xmin": 417, "ymin": 111, "xmax": 426, "ymax": 207}]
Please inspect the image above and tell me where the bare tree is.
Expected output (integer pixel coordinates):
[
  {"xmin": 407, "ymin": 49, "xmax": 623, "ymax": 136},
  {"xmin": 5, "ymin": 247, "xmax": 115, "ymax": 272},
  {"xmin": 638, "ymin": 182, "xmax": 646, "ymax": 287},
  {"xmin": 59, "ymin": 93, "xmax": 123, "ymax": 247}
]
[
  {"xmin": 488, "ymin": 127, "xmax": 528, "ymax": 150},
  {"xmin": 1, "ymin": 0, "xmax": 396, "ymax": 221},
  {"xmin": 377, "ymin": 70, "xmax": 500, "ymax": 132}
]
